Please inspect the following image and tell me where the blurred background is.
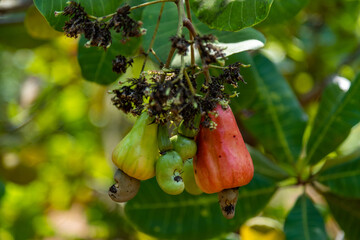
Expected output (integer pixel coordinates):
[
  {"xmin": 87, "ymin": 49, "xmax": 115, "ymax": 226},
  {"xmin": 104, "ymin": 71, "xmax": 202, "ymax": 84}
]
[{"xmin": 0, "ymin": 0, "xmax": 360, "ymax": 239}]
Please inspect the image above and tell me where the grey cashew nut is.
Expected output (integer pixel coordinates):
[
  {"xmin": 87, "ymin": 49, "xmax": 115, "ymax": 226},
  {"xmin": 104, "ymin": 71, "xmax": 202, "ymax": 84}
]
[
  {"xmin": 218, "ymin": 187, "xmax": 239, "ymax": 219},
  {"xmin": 108, "ymin": 169, "xmax": 141, "ymax": 202}
]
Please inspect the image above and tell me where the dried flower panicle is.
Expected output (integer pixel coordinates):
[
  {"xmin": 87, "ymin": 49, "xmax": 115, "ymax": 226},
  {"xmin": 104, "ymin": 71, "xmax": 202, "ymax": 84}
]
[
  {"xmin": 147, "ymin": 70, "xmax": 198, "ymax": 125},
  {"xmin": 112, "ymin": 55, "xmax": 134, "ymax": 74},
  {"xmin": 111, "ymin": 60, "xmax": 247, "ymax": 129},
  {"xmin": 195, "ymin": 34, "xmax": 225, "ymax": 65},
  {"xmin": 220, "ymin": 62, "xmax": 246, "ymax": 87},
  {"xmin": 111, "ymin": 77, "xmax": 149, "ymax": 116},
  {"xmin": 170, "ymin": 35, "xmax": 190, "ymax": 56},
  {"xmin": 83, "ymin": 22, "xmax": 112, "ymax": 49},
  {"xmin": 109, "ymin": 5, "xmax": 142, "ymax": 39},
  {"xmin": 62, "ymin": 1, "xmax": 90, "ymax": 38},
  {"xmin": 59, "ymin": 2, "xmax": 141, "ymax": 49}
]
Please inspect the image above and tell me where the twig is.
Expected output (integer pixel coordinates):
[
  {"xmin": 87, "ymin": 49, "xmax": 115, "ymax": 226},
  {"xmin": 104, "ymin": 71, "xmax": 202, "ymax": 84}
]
[
  {"xmin": 184, "ymin": 70, "xmax": 195, "ymax": 95},
  {"xmin": 185, "ymin": 0, "xmax": 195, "ymax": 71},
  {"xmin": 130, "ymin": 0, "xmax": 176, "ymax": 11},
  {"xmin": 141, "ymin": 2, "xmax": 166, "ymax": 73},
  {"xmin": 150, "ymin": 48, "xmax": 163, "ymax": 66}
]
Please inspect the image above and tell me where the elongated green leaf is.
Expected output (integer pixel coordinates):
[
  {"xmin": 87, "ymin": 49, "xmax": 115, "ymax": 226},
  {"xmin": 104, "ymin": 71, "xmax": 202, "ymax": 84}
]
[
  {"xmin": 77, "ymin": 32, "xmax": 140, "ymax": 85},
  {"xmin": 125, "ymin": 174, "xmax": 276, "ymax": 240},
  {"xmin": 284, "ymin": 194, "xmax": 327, "ymax": 240},
  {"xmin": 247, "ymin": 145, "xmax": 289, "ymax": 181},
  {"xmin": 318, "ymin": 156, "xmax": 360, "ymax": 198},
  {"xmin": 261, "ymin": 0, "xmax": 309, "ymax": 25},
  {"xmin": 238, "ymin": 54, "xmax": 307, "ymax": 164},
  {"xmin": 142, "ymin": 3, "xmax": 266, "ymax": 64},
  {"xmin": 324, "ymin": 193, "xmax": 360, "ymax": 240},
  {"xmin": 34, "ymin": 0, "xmax": 123, "ymax": 32},
  {"xmin": 306, "ymin": 74, "xmax": 360, "ymax": 165},
  {"xmin": 189, "ymin": 0, "xmax": 273, "ymax": 31}
]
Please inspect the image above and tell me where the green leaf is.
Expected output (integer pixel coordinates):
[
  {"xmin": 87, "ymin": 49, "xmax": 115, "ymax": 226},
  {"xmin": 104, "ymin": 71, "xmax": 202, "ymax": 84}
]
[
  {"xmin": 261, "ymin": 0, "xmax": 309, "ymax": 25},
  {"xmin": 125, "ymin": 174, "xmax": 276, "ymax": 240},
  {"xmin": 306, "ymin": 74, "xmax": 360, "ymax": 165},
  {"xmin": 77, "ymin": 32, "xmax": 141, "ymax": 85},
  {"xmin": 324, "ymin": 193, "xmax": 360, "ymax": 240},
  {"xmin": 247, "ymin": 145, "xmax": 289, "ymax": 181},
  {"xmin": 24, "ymin": 5, "xmax": 62, "ymax": 40},
  {"xmin": 284, "ymin": 194, "xmax": 327, "ymax": 240},
  {"xmin": 189, "ymin": 0, "xmax": 273, "ymax": 31},
  {"xmin": 142, "ymin": 3, "xmax": 266, "ymax": 64},
  {"xmin": 338, "ymin": 123, "xmax": 360, "ymax": 156},
  {"xmin": 239, "ymin": 54, "xmax": 307, "ymax": 164},
  {"xmin": 318, "ymin": 156, "xmax": 360, "ymax": 198},
  {"xmin": 0, "ymin": 180, "xmax": 5, "ymax": 200},
  {"xmin": 34, "ymin": 0, "xmax": 123, "ymax": 32}
]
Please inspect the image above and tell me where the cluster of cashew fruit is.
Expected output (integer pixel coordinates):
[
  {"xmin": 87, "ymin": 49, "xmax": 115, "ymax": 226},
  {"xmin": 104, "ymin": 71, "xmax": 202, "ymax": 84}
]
[{"xmin": 108, "ymin": 104, "xmax": 254, "ymax": 219}]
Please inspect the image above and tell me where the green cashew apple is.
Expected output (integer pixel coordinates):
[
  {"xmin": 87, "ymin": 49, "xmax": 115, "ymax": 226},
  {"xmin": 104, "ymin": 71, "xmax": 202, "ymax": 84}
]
[
  {"xmin": 156, "ymin": 151, "xmax": 184, "ymax": 195},
  {"xmin": 183, "ymin": 158, "xmax": 202, "ymax": 195},
  {"xmin": 170, "ymin": 135, "xmax": 197, "ymax": 161},
  {"xmin": 112, "ymin": 111, "xmax": 159, "ymax": 180}
]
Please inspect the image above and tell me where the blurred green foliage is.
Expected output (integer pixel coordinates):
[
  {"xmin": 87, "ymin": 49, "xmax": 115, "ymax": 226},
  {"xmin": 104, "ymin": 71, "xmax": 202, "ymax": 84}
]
[{"xmin": 0, "ymin": 0, "xmax": 360, "ymax": 240}]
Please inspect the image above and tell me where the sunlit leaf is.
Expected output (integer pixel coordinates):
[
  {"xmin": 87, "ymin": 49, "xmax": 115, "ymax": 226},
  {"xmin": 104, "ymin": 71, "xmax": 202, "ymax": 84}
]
[{"xmin": 306, "ymin": 74, "xmax": 360, "ymax": 165}]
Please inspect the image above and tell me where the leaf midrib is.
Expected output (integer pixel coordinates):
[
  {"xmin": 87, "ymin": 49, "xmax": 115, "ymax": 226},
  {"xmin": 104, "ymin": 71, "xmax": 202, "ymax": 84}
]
[
  {"xmin": 257, "ymin": 73, "xmax": 295, "ymax": 163},
  {"xmin": 318, "ymin": 169, "xmax": 360, "ymax": 181},
  {"xmin": 301, "ymin": 195, "xmax": 311, "ymax": 240},
  {"xmin": 126, "ymin": 187, "xmax": 275, "ymax": 210},
  {"xmin": 307, "ymin": 79, "xmax": 360, "ymax": 163}
]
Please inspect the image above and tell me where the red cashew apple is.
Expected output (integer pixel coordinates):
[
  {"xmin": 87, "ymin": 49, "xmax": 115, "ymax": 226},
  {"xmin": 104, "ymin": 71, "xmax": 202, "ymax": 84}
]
[{"xmin": 194, "ymin": 104, "xmax": 254, "ymax": 194}]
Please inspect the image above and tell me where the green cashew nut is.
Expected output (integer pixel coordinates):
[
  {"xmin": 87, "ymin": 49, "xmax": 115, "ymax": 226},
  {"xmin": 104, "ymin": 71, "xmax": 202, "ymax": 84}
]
[
  {"xmin": 170, "ymin": 135, "xmax": 197, "ymax": 161},
  {"xmin": 183, "ymin": 158, "xmax": 203, "ymax": 195},
  {"xmin": 156, "ymin": 151, "xmax": 184, "ymax": 195}
]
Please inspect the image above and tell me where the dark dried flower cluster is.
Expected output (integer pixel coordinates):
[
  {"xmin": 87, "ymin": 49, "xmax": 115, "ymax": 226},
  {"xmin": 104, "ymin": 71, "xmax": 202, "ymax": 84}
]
[
  {"xmin": 219, "ymin": 62, "xmax": 246, "ymax": 87},
  {"xmin": 147, "ymin": 71, "xmax": 198, "ymax": 125},
  {"xmin": 111, "ymin": 77, "xmax": 149, "ymax": 115},
  {"xmin": 170, "ymin": 36, "xmax": 190, "ymax": 56},
  {"xmin": 112, "ymin": 55, "xmax": 134, "ymax": 74},
  {"xmin": 108, "ymin": 5, "xmax": 142, "ymax": 39},
  {"xmin": 83, "ymin": 22, "xmax": 112, "ymax": 49},
  {"xmin": 60, "ymin": 2, "xmax": 141, "ymax": 49},
  {"xmin": 62, "ymin": 2, "xmax": 91, "ymax": 38},
  {"xmin": 111, "ymin": 63, "xmax": 245, "ymax": 129},
  {"xmin": 195, "ymin": 34, "xmax": 225, "ymax": 65}
]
